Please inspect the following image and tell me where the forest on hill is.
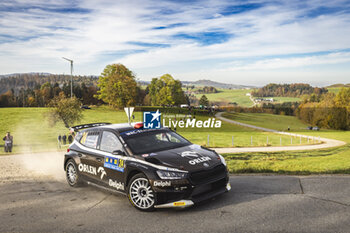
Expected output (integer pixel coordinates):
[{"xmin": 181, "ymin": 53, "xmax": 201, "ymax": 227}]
[
  {"xmin": 0, "ymin": 73, "xmax": 98, "ymax": 95},
  {"xmin": 251, "ymin": 83, "xmax": 328, "ymax": 97}
]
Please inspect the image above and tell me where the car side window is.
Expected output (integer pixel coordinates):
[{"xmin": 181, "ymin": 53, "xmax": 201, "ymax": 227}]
[
  {"xmin": 80, "ymin": 131, "xmax": 99, "ymax": 149},
  {"xmin": 100, "ymin": 131, "xmax": 123, "ymax": 153}
]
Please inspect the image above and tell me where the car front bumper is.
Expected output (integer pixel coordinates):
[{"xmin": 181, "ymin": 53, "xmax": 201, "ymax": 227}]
[
  {"xmin": 151, "ymin": 168, "xmax": 230, "ymax": 208},
  {"xmin": 154, "ymin": 182, "xmax": 231, "ymax": 208}
]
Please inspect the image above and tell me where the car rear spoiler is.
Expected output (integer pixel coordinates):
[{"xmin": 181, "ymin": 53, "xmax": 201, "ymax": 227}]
[{"xmin": 70, "ymin": 123, "xmax": 111, "ymax": 132}]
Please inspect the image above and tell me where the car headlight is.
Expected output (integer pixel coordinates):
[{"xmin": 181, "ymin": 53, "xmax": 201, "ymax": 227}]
[
  {"xmin": 218, "ymin": 154, "xmax": 226, "ymax": 166},
  {"xmin": 156, "ymin": 170, "xmax": 187, "ymax": 180}
]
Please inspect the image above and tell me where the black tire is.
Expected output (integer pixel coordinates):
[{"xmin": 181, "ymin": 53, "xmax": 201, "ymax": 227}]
[
  {"xmin": 65, "ymin": 159, "xmax": 83, "ymax": 187},
  {"xmin": 127, "ymin": 173, "xmax": 155, "ymax": 211}
]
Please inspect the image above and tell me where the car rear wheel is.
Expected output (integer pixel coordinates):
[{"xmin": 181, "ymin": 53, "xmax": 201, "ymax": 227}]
[
  {"xmin": 127, "ymin": 174, "xmax": 155, "ymax": 211},
  {"xmin": 65, "ymin": 159, "xmax": 82, "ymax": 187}
]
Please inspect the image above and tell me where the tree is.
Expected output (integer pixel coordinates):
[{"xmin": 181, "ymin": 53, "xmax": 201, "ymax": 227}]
[
  {"xmin": 96, "ymin": 64, "xmax": 138, "ymax": 108},
  {"xmin": 148, "ymin": 74, "xmax": 186, "ymax": 106},
  {"xmin": 47, "ymin": 92, "xmax": 83, "ymax": 128},
  {"xmin": 199, "ymin": 95, "xmax": 209, "ymax": 106},
  {"xmin": 297, "ymin": 88, "xmax": 350, "ymax": 130}
]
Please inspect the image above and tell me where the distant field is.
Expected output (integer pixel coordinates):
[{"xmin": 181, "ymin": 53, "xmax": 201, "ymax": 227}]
[
  {"xmin": 221, "ymin": 112, "xmax": 350, "ymax": 174},
  {"xmin": 0, "ymin": 107, "xmax": 311, "ymax": 155},
  {"xmin": 327, "ymin": 87, "xmax": 342, "ymax": 94},
  {"xmin": 223, "ymin": 112, "xmax": 310, "ymax": 132},
  {"xmin": 193, "ymin": 88, "xmax": 254, "ymax": 107}
]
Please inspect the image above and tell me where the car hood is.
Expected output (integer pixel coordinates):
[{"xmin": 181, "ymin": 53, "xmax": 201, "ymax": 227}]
[{"xmin": 137, "ymin": 144, "xmax": 223, "ymax": 172}]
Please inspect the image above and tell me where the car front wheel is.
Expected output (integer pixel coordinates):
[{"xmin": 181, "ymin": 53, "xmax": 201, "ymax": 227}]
[{"xmin": 127, "ymin": 173, "xmax": 155, "ymax": 211}]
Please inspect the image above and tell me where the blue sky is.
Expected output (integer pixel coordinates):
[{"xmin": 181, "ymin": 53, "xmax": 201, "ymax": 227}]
[{"xmin": 1, "ymin": 0, "xmax": 350, "ymax": 86}]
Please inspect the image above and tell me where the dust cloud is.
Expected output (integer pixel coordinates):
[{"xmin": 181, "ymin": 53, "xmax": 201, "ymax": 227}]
[
  {"xmin": 11, "ymin": 125, "xmax": 66, "ymax": 182},
  {"xmin": 15, "ymin": 152, "xmax": 66, "ymax": 181}
]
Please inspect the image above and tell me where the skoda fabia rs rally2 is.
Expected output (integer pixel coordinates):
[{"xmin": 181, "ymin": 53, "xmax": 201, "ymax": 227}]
[{"xmin": 64, "ymin": 122, "xmax": 230, "ymax": 211}]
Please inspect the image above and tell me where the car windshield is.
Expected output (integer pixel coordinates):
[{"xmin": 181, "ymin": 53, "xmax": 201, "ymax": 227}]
[{"xmin": 120, "ymin": 129, "xmax": 191, "ymax": 154}]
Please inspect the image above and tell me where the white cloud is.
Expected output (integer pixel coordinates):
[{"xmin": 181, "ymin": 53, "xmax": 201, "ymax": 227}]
[{"xmin": 0, "ymin": 0, "xmax": 350, "ymax": 85}]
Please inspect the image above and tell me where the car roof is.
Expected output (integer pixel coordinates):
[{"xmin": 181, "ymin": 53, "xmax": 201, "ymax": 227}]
[{"xmin": 80, "ymin": 123, "xmax": 134, "ymax": 133}]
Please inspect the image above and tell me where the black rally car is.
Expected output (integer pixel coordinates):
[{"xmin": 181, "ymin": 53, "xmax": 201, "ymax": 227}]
[{"xmin": 64, "ymin": 122, "xmax": 230, "ymax": 211}]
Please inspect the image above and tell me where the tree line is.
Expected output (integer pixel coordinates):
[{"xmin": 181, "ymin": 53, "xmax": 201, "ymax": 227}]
[
  {"xmin": 0, "ymin": 73, "xmax": 97, "ymax": 95},
  {"xmin": 0, "ymin": 64, "xmax": 189, "ymax": 108},
  {"xmin": 252, "ymin": 83, "xmax": 328, "ymax": 97},
  {"xmin": 0, "ymin": 82, "xmax": 100, "ymax": 107},
  {"xmin": 297, "ymin": 88, "xmax": 350, "ymax": 130}
]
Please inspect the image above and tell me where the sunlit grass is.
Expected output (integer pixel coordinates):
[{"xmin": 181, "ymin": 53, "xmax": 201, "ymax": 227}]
[
  {"xmin": 222, "ymin": 112, "xmax": 350, "ymax": 174},
  {"xmin": 0, "ymin": 107, "xmax": 310, "ymax": 155}
]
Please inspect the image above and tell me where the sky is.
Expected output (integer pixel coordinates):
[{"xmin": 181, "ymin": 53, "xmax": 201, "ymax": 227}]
[{"xmin": 1, "ymin": 0, "xmax": 350, "ymax": 86}]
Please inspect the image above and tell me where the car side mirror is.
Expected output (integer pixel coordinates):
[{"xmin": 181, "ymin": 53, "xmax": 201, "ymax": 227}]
[{"xmin": 112, "ymin": 150, "xmax": 126, "ymax": 156}]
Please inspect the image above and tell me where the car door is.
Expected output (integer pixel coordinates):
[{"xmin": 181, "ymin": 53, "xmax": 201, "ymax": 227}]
[
  {"xmin": 99, "ymin": 130, "xmax": 127, "ymax": 192},
  {"xmin": 78, "ymin": 130, "xmax": 105, "ymax": 183}
]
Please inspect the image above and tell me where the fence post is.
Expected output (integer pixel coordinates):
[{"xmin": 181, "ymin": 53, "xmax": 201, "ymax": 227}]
[
  {"xmin": 207, "ymin": 134, "xmax": 210, "ymax": 146},
  {"xmin": 232, "ymin": 136, "xmax": 234, "ymax": 147},
  {"xmin": 267, "ymin": 136, "xmax": 268, "ymax": 145},
  {"xmin": 307, "ymin": 136, "xmax": 309, "ymax": 143}
]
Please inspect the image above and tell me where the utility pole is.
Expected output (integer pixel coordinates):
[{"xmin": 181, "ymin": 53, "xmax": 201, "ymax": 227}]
[{"xmin": 62, "ymin": 57, "xmax": 73, "ymax": 98}]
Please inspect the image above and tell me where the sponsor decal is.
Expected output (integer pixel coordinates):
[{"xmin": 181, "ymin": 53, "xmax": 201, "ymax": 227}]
[
  {"xmin": 78, "ymin": 163, "xmax": 97, "ymax": 175},
  {"xmin": 120, "ymin": 128, "xmax": 157, "ymax": 136},
  {"xmin": 78, "ymin": 163, "xmax": 106, "ymax": 179},
  {"xmin": 189, "ymin": 156, "xmax": 211, "ymax": 165},
  {"xmin": 104, "ymin": 156, "xmax": 125, "ymax": 172},
  {"xmin": 109, "ymin": 179, "xmax": 125, "ymax": 191},
  {"xmin": 181, "ymin": 151, "xmax": 200, "ymax": 158},
  {"xmin": 180, "ymin": 151, "xmax": 212, "ymax": 165},
  {"xmin": 98, "ymin": 167, "xmax": 106, "ymax": 179},
  {"xmin": 173, "ymin": 202, "xmax": 185, "ymax": 206},
  {"xmin": 143, "ymin": 110, "xmax": 161, "ymax": 129},
  {"xmin": 80, "ymin": 132, "xmax": 88, "ymax": 144},
  {"xmin": 153, "ymin": 181, "xmax": 171, "ymax": 187}
]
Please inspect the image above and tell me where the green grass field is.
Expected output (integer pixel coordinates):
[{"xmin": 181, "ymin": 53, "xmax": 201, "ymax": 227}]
[
  {"xmin": 194, "ymin": 89, "xmax": 254, "ymax": 107},
  {"xmin": 0, "ymin": 107, "xmax": 310, "ymax": 155},
  {"xmin": 0, "ymin": 106, "xmax": 143, "ymax": 154},
  {"xmin": 222, "ymin": 112, "xmax": 311, "ymax": 132},
  {"xmin": 1, "ymin": 107, "xmax": 349, "ymax": 174},
  {"xmin": 221, "ymin": 112, "xmax": 350, "ymax": 174},
  {"xmin": 192, "ymin": 88, "xmax": 301, "ymax": 107}
]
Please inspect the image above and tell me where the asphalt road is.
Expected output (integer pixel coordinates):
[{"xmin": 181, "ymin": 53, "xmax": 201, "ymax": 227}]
[{"xmin": 1, "ymin": 152, "xmax": 350, "ymax": 233}]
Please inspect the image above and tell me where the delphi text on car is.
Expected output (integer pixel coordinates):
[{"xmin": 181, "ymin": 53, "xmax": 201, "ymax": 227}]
[{"xmin": 64, "ymin": 122, "xmax": 230, "ymax": 211}]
